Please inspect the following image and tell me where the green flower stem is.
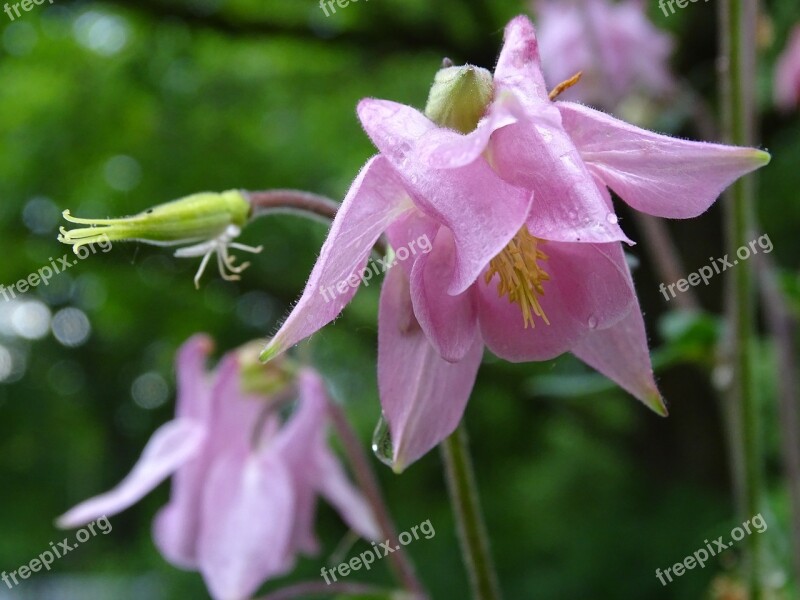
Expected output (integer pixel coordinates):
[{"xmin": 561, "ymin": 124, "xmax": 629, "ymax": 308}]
[
  {"xmin": 719, "ymin": 0, "xmax": 765, "ymax": 596},
  {"xmin": 441, "ymin": 424, "xmax": 502, "ymax": 600}
]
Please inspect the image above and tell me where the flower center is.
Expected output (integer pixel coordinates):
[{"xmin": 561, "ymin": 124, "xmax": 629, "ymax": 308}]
[{"xmin": 485, "ymin": 227, "xmax": 551, "ymax": 329}]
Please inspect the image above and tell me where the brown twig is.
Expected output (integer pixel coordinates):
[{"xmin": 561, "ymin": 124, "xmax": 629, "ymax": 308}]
[
  {"xmin": 633, "ymin": 213, "xmax": 701, "ymax": 311},
  {"xmin": 326, "ymin": 399, "xmax": 427, "ymax": 599}
]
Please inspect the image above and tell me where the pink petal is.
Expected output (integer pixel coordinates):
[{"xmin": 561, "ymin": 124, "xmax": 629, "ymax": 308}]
[
  {"xmin": 558, "ymin": 101, "xmax": 771, "ymax": 218},
  {"xmin": 572, "ymin": 295, "xmax": 667, "ymax": 416},
  {"xmin": 198, "ymin": 451, "xmax": 295, "ymax": 600},
  {"xmin": 359, "ymin": 98, "xmax": 534, "ymax": 295},
  {"xmin": 316, "ymin": 449, "xmax": 381, "ymax": 541},
  {"xmin": 774, "ymin": 26, "xmax": 800, "ymax": 112},
  {"xmin": 494, "ymin": 15, "xmax": 551, "ymax": 104},
  {"xmin": 409, "ymin": 226, "xmax": 478, "ymax": 362},
  {"xmin": 285, "ymin": 483, "xmax": 319, "ymax": 556},
  {"xmin": 489, "ymin": 112, "xmax": 632, "ymax": 244},
  {"xmin": 417, "ymin": 90, "xmax": 519, "ymax": 169},
  {"xmin": 276, "ymin": 370, "xmax": 380, "ymax": 542},
  {"xmin": 273, "ymin": 370, "xmax": 328, "ymax": 460},
  {"xmin": 151, "ymin": 334, "xmax": 214, "ymax": 569},
  {"xmin": 356, "ymin": 99, "xmax": 436, "ymax": 165},
  {"xmin": 153, "ymin": 495, "xmax": 203, "ymax": 570},
  {"xmin": 378, "ymin": 266, "xmax": 483, "ymax": 472},
  {"xmin": 174, "ymin": 334, "xmax": 214, "ymax": 421},
  {"xmin": 206, "ymin": 355, "xmax": 267, "ymax": 457},
  {"xmin": 476, "ymin": 241, "xmax": 635, "ymax": 361},
  {"xmin": 420, "ymin": 163, "xmax": 532, "ymax": 295},
  {"xmin": 154, "ymin": 351, "xmax": 264, "ymax": 569},
  {"xmin": 261, "ymin": 155, "xmax": 415, "ymax": 361},
  {"xmin": 384, "ymin": 209, "xmax": 439, "ymax": 279},
  {"xmin": 57, "ymin": 419, "xmax": 205, "ymax": 528}
]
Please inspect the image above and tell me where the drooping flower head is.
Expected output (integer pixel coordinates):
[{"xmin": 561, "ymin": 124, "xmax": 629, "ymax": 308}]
[
  {"xmin": 774, "ymin": 25, "xmax": 800, "ymax": 112},
  {"xmin": 58, "ymin": 335, "xmax": 379, "ymax": 600},
  {"xmin": 261, "ymin": 16, "xmax": 769, "ymax": 472},
  {"xmin": 534, "ymin": 0, "xmax": 675, "ymax": 109},
  {"xmin": 58, "ymin": 190, "xmax": 263, "ymax": 288}
]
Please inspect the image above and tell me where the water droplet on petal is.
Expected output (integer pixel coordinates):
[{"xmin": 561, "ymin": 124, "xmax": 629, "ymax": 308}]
[
  {"xmin": 606, "ymin": 213, "xmax": 619, "ymax": 225},
  {"xmin": 371, "ymin": 414, "xmax": 395, "ymax": 468},
  {"xmin": 587, "ymin": 315, "xmax": 598, "ymax": 329}
]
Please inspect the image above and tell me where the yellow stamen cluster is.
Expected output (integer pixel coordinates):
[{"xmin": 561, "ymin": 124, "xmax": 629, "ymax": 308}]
[{"xmin": 485, "ymin": 228, "xmax": 551, "ymax": 328}]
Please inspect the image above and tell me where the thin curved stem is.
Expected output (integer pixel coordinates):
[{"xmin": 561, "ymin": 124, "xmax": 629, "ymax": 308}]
[
  {"xmin": 246, "ymin": 189, "xmax": 341, "ymax": 224},
  {"xmin": 245, "ymin": 189, "xmax": 388, "ymax": 256},
  {"xmin": 441, "ymin": 424, "xmax": 501, "ymax": 600},
  {"xmin": 327, "ymin": 399, "xmax": 427, "ymax": 599}
]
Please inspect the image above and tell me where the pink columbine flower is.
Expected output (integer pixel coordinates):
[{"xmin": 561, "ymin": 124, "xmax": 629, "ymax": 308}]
[
  {"xmin": 534, "ymin": 0, "xmax": 674, "ymax": 109},
  {"xmin": 57, "ymin": 335, "xmax": 379, "ymax": 600},
  {"xmin": 261, "ymin": 16, "xmax": 770, "ymax": 472},
  {"xmin": 775, "ymin": 25, "xmax": 800, "ymax": 112}
]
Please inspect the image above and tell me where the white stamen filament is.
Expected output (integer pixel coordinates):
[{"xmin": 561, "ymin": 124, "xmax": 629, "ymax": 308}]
[{"xmin": 173, "ymin": 225, "xmax": 263, "ymax": 289}]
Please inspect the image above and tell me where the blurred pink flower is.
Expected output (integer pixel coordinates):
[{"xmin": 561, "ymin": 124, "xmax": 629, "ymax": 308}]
[
  {"xmin": 262, "ymin": 16, "xmax": 769, "ymax": 471},
  {"xmin": 534, "ymin": 0, "xmax": 674, "ymax": 109},
  {"xmin": 58, "ymin": 335, "xmax": 378, "ymax": 600},
  {"xmin": 775, "ymin": 25, "xmax": 800, "ymax": 111}
]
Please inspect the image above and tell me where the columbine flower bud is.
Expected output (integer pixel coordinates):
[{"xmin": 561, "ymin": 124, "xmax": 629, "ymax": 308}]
[
  {"xmin": 237, "ymin": 341, "xmax": 297, "ymax": 397},
  {"xmin": 58, "ymin": 190, "xmax": 262, "ymax": 288},
  {"xmin": 424, "ymin": 63, "xmax": 494, "ymax": 133}
]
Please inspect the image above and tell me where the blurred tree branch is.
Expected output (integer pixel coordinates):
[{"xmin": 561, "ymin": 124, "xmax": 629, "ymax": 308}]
[{"xmin": 95, "ymin": 0, "xmax": 501, "ymax": 65}]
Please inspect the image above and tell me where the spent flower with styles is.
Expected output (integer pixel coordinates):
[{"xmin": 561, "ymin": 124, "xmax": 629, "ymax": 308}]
[
  {"xmin": 57, "ymin": 335, "xmax": 379, "ymax": 600},
  {"xmin": 58, "ymin": 190, "xmax": 263, "ymax": 288},
  {"xmin": 261, "ymin": 16, "xmax": 770, "ymax": 472},
  {"xmin": 774, "ymin": 24, "xmax": 800, "ymax": 112}
]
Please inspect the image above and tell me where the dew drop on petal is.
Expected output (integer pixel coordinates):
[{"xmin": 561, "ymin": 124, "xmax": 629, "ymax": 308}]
[
  {"xmin": 606, "ymin": 213, "xmax": 619, "ymax": 225},
  {"xmin": 587, "ymin": 315, "xmax": 598, "ymax": 329},
  {"xmin": 371, "ymin": 414, "xmax": 395, "ymax": 469}
]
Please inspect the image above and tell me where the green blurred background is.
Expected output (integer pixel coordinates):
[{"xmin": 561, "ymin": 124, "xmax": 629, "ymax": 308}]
[{"xmin": 0, "ymin": 0, "xmax": 798, "ymax": 598}]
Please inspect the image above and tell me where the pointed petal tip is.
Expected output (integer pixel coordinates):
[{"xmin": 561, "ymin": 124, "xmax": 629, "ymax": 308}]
[
  {"xmin": 259, "ymin": 340, "xmax": 281, "ymax": 363},
  {"xmin": 506, "ymin": 14, "xmax": 536, "ymax": 36},
  {"xmin": 54, "ymin": 515, "xmax": 72, "ymax": 530},
  {"xmin": 644, "ymin": 391, "xmax": 668, "ymax": 417},
  {"xmin": 753, "ymin": 149, "xmax": 771, "ymax": 165}
]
